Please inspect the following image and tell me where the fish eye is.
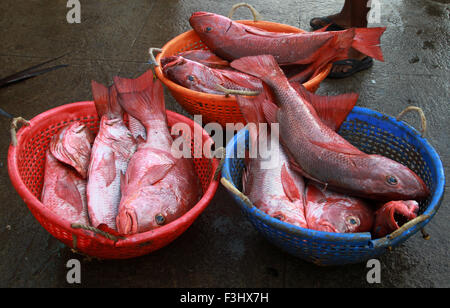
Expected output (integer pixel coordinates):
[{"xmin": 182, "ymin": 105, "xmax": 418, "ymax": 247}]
[
  {"xmin": 187, "ymin": 75, "xmax": 195, "ymax": 81},
  {"xmin": 386, "ymin": 175, "xmax": 398, "ymax": 186},
  {"xmin": 346, "ymin": 216, "xmax": 360, "ymax": 226},
  {"xmin": 205, "ymin": 26, "xmax": 212, "ymax": 33},
  {"xmin": 155, "ymin": 213, "xmax": 166, "ymax": 225}
]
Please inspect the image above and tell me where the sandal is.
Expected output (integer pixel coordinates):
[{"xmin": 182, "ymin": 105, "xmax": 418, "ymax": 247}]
[
  {"xmin": 310, "ymin": 17, "xmax": 345, "ymax": 31},
  {"xmin": 328, "ymin": 57, "xmax": 374, "ymax": 79}
]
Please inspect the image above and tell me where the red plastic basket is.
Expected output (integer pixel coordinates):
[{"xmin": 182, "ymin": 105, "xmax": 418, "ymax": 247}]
[
  {"xmin": 154, "ymin": 20, "xmax": 332, "ymax": 127},
  {"xmin": 7, "ymin": 101, "xmax": 220, "ymax": 259}
]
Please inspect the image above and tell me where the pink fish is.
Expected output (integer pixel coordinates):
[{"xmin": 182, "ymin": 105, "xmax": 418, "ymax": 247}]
[
  {"xmin": 237, "ymin": 87, "xmax": 357, "ymax": 228},
  {"xmin": 230, "ymin": 55, "xmax": 429, "ymax": 201},
  {"xmin": 86, "ymin": 81, "xmax": 137, "ymax": 231},
  {"xmin": 41, "ymin": 123, "xmax": 94, "ymax": 224},
  {"xmin": 189, "ymin": 11, "xmax": 386, "ymax": 82},
  {"xmin": 161, "ymin": 54, "xmax": 262, "ymax": 95},
  {"xmin": 49, "ymin": 122, "xmax": 93, "ymax": 179},
  {"xmin": 372, "ymin": 200, "xmax": 419, "ymax": 238},
  {"xmin": 114, "ymin": 70, "xmax": 201, "ymax": 235},
  {"xmin": 305, "ymin": 182, "xmax": 374, "ymax": 233}
]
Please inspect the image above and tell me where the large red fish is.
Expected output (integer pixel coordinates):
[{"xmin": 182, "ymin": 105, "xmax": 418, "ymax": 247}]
[
  {"xmin": 237, "ymin": 87, "xmax": 358, "ymax": 228},
  {"xmin": 305, "ymin": 182, "xmax": 374, "ymax": 233},
  {"xmin": 230, "ymin": 55, "xmax": 429, "ymax": 201},
  {"xmin": 41, "ymin": 122, "xmax": 94, "ymax": 224},
  {"xmin": 161, "ymin": 54, "xmax": 262, "ymax": 95},
  {"xmin": 189, "ymin": 12, "xmax": 386, "ymax": 82},
  {"xmin": 114, "ymin": 70, "xmax": 201, "ymax": 235},
  {"xmin": 49, "ymin": 121, "xmax": 93, "ymax": 179},
  {"xmin": 86, "ymin": 81, "xmax": 137, "ymax": 231}
]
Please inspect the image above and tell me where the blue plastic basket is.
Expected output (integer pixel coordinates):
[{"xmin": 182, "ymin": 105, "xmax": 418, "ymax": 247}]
[{"xmin": 221, "ymin": 106, "xmax": 445, "ymax": 266}]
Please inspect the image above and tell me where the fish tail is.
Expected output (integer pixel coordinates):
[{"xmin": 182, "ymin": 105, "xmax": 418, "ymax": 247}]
[
  {"xmin": 114, "ymin": 70, "xmax": 166, "ymax": 124},
  {"xmin": 91, "ymin": 80, "xmax": 109, "ymax": 118},
  {"xmin": 352, "ymin": 27, "xmax": 386, "ymax": 62},
  {"xmin": 230, "ymin": 55, "xmax": 286, "ymax": 87}
]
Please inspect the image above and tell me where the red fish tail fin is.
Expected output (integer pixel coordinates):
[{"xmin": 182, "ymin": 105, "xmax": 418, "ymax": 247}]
[
  {"xmin": 290, "ymin": 82, "xmax": 358, "ymax": 131},
  {"xmin": 352, "ymin": 27, "xmax": 386, "ymax": 62},
  {"xmin": 108, "ymin": 84, "xmax": 124, "ymax": 118},
  {"xmin": 91, "ymin": 80, "xmax": 109, "ymax": 118},
  {"xmin": 114, "ymin": 70, "xmax": 166, "ymax": 124},
  {"xmin": 230, "ymin": 55, "xmax": 286, "ymax": 87}
]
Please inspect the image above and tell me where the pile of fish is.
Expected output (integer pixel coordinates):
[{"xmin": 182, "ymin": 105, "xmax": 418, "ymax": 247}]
[
  {"xmin": 161, "ymin": 11, "xmax": 386, "ymax": 94},
  {"xmin": 159, "ymin": 11, "xmax": 428, "ymax": 238},
  {"xmin": 41, "ymin": 70, "xmax": 201, "ymax": 235},
  {"xmin": 232, "ymin": 54, "xmax": 429, "ymax": 238}
]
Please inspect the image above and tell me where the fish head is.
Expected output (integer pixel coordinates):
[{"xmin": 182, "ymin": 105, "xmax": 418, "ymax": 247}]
[
  {"xmin": 363, "ymin": 155, "xmax": 430, "ymax": 201},
  {"xmin": 50, "ymin": 122, "xmax": 94, "ymax": 178},
  {"xmin": 373, "ymin": 200, "xmax": 419, "ymax": 238},
  {"xmin": 162, "ymin": 55, "xmax": 220, "ymax": 93},
  {"xmin": 189, "ymin": 12, "xmax": 232, "ymax": 35}
]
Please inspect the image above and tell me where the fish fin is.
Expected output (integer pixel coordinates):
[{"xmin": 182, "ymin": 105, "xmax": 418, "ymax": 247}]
[
  {"xmin": 279, "ymin": 139, "xmax": 328, "ymax": 187},
  {"xmin": 108, "ymin": 84, "xmax": 123, "ymax": 118},
  {"xmin": 115, "ymin": 71, "xmax": 166, "ymax": 124},
  {"xmin": 305, "ymin": 182, "xmax": 327, "ymax": 204},
  {"xmin": 260, "ymin": 91, "xmax": 279, "ymax": 124},
  {"xmin": 308, "ymin": 139, "xmax": 363, "ymax": 156},
  {"xmin": 313, "ymin": 24, "xmax": 331, "ymax": 33},
  {"xmin": 98, "ymin": 151, "xmax": 117, "ymax": 187},
  {"xmin": 55, "ymin": 171, "xmax": 84, "ymax": 215},
  {"xmin": 91, "ymin": 80, "xmax": 109, "ymax": 118},
  {"xmin": 352, "ymin": 27, "xmax": 386, "ymax": 62},
  {"xmin": 290, "ymin": 82, "xmax": 358, "ymax": 131},
  {"xmin": 128, "ymin": 115, "xmax": 147, "ymax": 141},
  {"xmin": 114, "ymin": 70, "xmax": 155, "ymax": 93},
  {"xmin": 281, "ymin": 164, "xmax": 301, "ymax": 202},
  {"xmin": 244, "ymin": 26, "xmax": 297, "ymax": 38},
  {"xmin": 140, "ymin": 149, "xmax": 177, "ymax": 185},
  {"xmin": 230, "ymin": 55, "xmax": 286, "ymax": 87}
]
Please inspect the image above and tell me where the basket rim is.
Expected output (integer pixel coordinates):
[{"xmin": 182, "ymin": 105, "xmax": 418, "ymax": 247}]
[
  {"xmin": 154, "ymin": 20, "xmax": 332, "ymax": 101},
  {"xmin": 7, "ymin": 101, "xmax": 220, "ymax": 247},
  {"xmin": 222, "ymin": 106, "xmax": 445, "ymax": 248}
]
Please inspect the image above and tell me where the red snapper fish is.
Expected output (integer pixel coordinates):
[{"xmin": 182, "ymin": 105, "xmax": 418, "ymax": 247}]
[
  {"xmin": 161, "ymin": 54, "xmax": 262, "ymax": 95},
  {"xmin": 236, "ymin": 86, "xmax": 358, "ymax": 228},
  {"xmin": 114, "ymin": 70, "xmax": 201, "ymax": 235},
  {"xmin": 49, "ymin": 121, "xmax": 93, "ymax": 179},
  {"xmin": 189, "ymin": 12, "xmax": 386, "ymax": 82},
  {"xmin": 41, "ymin": 122, "xmax": 94, "ymax": 224},
  {"xmin": 86, "ymin": 81, "xmax": 137, "ymax": 231},
  {"xmin": 230, "ymin": 55, "xmax": 429, "ymax": 201},
  {"xmin": 372, "ymin": 200, "xmax": 419, "ymax": 238},
  {"xmin": 305, "ymin": 182, "xmax": 374, "ymax": 233}
]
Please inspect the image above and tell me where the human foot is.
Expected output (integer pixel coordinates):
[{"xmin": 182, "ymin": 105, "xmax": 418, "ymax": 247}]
[{"xmin": 309, "ymin": 13, "xmax": 352, "ymax": 30}]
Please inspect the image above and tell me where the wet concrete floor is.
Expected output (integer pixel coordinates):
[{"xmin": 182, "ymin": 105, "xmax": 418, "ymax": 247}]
[{"xmin": 0, "ymin": 0, "xmax": 448, "ymax": 287}]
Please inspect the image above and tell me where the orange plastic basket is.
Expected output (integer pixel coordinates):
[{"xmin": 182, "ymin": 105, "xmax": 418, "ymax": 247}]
[
  {"xmin": 7, "ymin": 102, "xmax": 220, "ymax": 259},
  {"xmin": 155, "ymin": 20, "xmax": 332, "ymax": 127}
]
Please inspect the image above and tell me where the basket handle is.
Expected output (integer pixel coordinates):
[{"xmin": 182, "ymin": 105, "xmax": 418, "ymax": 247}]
[
  {"xmin": 396, "ymin": 106, "xmax": 427, "ymax": 137},
  {"xmin": 149, "ymin": 47, "xmax": 163, "ymax": 67},
  {"xmin": 71, "ymin": 223, "xmax": 125, "ymax": 243},
  {"xmin": 220, "ymin": 177, "xmax": 254, "ymax": 208},
  {"xmin": 213, "ymin": 147, "xmax": 226, "ymax": 181},
  {"xmin": 10, "ymin": 117, "xmax": 30, "ymax": 146},
  {"xmin": 388, "ymin": 214, "xmax": 430, "ymax": 241},
  {"xmin": 228, "ymin": 3, "xmax": 262, "ymax": 21}
]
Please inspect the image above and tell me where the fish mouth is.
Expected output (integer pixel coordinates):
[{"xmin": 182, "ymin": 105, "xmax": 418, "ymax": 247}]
[{"xmin": 116, "ymin": 208, "xmax": 138, "ymax": 235}]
